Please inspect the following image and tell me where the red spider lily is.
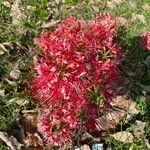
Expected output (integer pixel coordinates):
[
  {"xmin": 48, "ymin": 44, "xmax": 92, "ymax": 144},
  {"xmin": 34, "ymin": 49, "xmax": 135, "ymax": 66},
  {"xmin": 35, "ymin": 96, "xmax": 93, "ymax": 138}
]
[{"xmin": 30, "ymin": 12, "xmax": 123, "ymax": 146}]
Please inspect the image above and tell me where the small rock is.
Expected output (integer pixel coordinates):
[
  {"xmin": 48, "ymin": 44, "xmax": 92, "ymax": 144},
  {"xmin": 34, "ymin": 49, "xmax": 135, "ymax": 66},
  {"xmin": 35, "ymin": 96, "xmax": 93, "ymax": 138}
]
[{"xmin": 111, "ymin": 95, "xmax": 139, "ymax": 115}]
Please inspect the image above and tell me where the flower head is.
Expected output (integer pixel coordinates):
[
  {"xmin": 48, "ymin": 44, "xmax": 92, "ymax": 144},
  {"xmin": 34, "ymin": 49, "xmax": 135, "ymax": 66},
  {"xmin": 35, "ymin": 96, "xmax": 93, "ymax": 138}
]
[{"xmin": 31, "ymin": 12, "xmax": 122, "ymax": 147}]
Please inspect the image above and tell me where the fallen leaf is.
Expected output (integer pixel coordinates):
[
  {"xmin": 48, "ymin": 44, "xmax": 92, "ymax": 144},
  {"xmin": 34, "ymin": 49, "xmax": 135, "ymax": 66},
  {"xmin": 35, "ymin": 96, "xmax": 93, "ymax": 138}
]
[
  {"xmin": 111, "ymin": 131, "xmax": 134, "ymax": 143},
  {"xmin": 96, "ymin": 110, "xmax": 125, "ymax": 131},
  {"xmin": 131, "ymin": 13, "xmax": 146, "ymax": 24},
  {"xmin": 133, "ymin": 120, "xmax": 146, "ymax": 138},
  {"xmin": 111, "ymin": 95, "xmax": 139, "ymax": 115},
  {"xmin": 81, "ymin": 144, "xmax": 90, "ymax": 150},
  {"xmin": 0, "ymin": 132, "xmax": 22, "ymax": 150},
  {"xmin": 106, "ymin": 0, "xmax": 123, "ymax": 8}
]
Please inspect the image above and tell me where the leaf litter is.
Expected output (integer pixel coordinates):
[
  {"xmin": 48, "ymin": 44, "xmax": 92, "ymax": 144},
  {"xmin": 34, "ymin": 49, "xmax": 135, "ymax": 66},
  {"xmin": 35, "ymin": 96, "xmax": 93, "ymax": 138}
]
[{"xmin": 110, "ymin": 131, "xmax": 134, "ymax": 143}]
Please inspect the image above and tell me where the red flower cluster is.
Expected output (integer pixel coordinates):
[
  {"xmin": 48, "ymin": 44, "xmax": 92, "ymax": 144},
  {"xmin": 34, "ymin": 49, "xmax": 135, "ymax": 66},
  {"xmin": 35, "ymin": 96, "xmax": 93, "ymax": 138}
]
[
  {"xmin": 140, "ymin": 30, "xmax": 150, "ymax": 50},
  {"xmin": 31, "ymin": 13, "xmax": 122, "ymax": 146}
]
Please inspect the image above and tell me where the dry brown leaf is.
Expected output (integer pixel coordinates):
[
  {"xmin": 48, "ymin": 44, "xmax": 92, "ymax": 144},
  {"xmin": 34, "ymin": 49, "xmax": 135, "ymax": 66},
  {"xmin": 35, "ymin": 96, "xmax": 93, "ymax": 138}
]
[
  {"xmin": 111, "ymin": 96, "xmax": 139, "ymax": 115},
  {"xmin": 133, "ymin": 120, "xmax": 146, "ymax": 138},
  {"xmin": 136, "ymin": 120, "xmax": 146, "ymax": 132},
  {"xmin": 81, "ymin": 144, "xmax": 90, "ymax": 150},
  {"xmin": 111, "ymin": 131, "xmax": 134, "ymax": 143},
  {"xmin": 96, "ymin": 110, "xmax": 125, "ymax": 131},
  {"xmin": 0, "ymin": 132, "xmax": 22, "ymax": 150}
]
